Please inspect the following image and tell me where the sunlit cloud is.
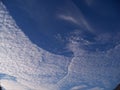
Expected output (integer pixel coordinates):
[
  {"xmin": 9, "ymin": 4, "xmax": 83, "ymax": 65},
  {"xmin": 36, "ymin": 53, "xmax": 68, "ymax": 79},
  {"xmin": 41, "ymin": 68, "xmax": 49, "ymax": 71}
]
[
  {"xmin": 71, "ymin": 85, "xmax": 87, "ymax": 90},
  {"xmin": 0, "ymin": 2, "xmax": 69, "ymax": 90},
  {"xmin": 1, "ymin": 80, "xmax": 28, "ymax": 90}
]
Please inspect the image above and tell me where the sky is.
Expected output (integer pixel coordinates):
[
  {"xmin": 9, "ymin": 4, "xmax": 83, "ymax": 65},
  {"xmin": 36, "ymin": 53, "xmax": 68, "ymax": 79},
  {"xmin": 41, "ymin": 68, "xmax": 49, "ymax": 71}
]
[
  {"xmin": 2, "ymin": 0, "xmax": 120, "ymax": 55},
  {"xmin": 0, "ymin": 0, "xmax": 120, "ymax": 90}
]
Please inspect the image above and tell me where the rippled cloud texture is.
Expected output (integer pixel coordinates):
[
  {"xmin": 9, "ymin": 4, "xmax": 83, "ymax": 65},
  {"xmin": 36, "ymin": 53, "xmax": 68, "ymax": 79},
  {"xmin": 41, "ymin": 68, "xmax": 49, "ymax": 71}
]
[{"xmin": 0, "ymin": 1, "xmax": 120, "ymax": 90}]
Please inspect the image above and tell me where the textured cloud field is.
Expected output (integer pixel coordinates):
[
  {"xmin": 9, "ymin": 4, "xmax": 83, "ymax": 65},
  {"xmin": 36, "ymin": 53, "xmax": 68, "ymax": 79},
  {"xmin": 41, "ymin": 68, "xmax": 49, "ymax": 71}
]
[
  {"xmin": 0, "ymin": 1, "xmax": 120, "ymax": 90},
  {"xmin": 0, "ymin": 2, "xmax": 70, "ymax": 90}
]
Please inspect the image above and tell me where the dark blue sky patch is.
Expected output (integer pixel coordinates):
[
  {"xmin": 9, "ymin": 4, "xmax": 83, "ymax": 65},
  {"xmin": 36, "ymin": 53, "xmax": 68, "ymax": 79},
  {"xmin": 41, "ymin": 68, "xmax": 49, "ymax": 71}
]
[
  {"xmin": 72, "ymin": 0, "xmax": 120, "ymax": 33},
  {"xmin": 0, "ymin": 73, "xmax": 16, "ymax": 81}
]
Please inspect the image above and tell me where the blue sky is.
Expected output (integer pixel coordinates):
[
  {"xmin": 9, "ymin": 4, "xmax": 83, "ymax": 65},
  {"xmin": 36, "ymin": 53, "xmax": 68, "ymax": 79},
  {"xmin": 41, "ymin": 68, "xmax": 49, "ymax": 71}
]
[
  {"xmin": 2, "ymin": 0, "xmax": 120, "ymax": 56},
  {"xmin": 2, "ymin": 0, "xmax": 73, "ymax": 56}
]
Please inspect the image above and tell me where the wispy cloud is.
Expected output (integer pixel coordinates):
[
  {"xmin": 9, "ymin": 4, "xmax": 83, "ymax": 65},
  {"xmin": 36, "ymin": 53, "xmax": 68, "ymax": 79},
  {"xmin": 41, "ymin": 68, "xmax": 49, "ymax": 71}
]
[
  {"xmin": 58, "ymin": 13, "xmax": 92, "ymax": 32},
  {"xmin": 58, "ymin": 14, "xmax": 79, "ymax": 25},
  {"xmin": 88, "ymin": 87, "xmax": 104, "ymax": 90},
  {"xmin": 57, "ymin": 0, "xmax": 93, "ymax": 32},
  {"xmin": 71, "ymin": 85, "xmax": 87, "ymax": 90}
]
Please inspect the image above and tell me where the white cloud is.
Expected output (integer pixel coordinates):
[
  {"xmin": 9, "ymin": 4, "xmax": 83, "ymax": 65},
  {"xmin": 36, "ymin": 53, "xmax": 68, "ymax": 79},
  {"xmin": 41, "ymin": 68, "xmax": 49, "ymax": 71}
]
[
  {"xmin": 58, "ymin": 15, "xmax": 79, "ymax": 25},
  {"xmin": 57, "ymin": 30, "xmax": 120, "ymax": 89},
  {"xmin": 71, "ymin": 85, "xmax": 87, "ymax": 90},
  {"xmin": 57, "ymin": 0, "xmax": 93, "ymax": 32},
  {"xmin": 1, "ymin": 80, "xmax": 29, "ymax": 90},
  {"xmin": 0, "ymin": 2, "xmax": 69, "ymax": 90},
  {"xmin": 88, "ymin": 87, "xmax": 104, "ymax": 90},
  {"xmin": 58, "ymin": 13, "xmax": 92, "ymax": 32}
]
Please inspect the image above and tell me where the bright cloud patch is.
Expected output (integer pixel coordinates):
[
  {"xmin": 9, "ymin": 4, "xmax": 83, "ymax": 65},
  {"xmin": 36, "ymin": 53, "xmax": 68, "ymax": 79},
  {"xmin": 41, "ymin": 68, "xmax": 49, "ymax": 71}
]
[
  {"xmin": 57, "ymin": 31, "xmax": 120, "ymax": 90},
  {"xmin": 1, "ymin": 79, "xmax": 28, "ymax": 90},
  {"xmin": 0, "ymin": 2, "xmax": 70, "ymax": 90}
]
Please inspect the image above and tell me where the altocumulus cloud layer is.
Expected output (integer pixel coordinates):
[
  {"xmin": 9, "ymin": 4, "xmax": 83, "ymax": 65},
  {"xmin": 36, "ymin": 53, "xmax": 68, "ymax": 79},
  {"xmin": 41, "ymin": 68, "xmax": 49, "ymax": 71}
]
[
  {"xmin": 0, "ymin": 2, "xmax": 70, "ymax": 90},
  {"xmin": 0, "ymin": 1, "xmax": 120, "ymax": 90}
]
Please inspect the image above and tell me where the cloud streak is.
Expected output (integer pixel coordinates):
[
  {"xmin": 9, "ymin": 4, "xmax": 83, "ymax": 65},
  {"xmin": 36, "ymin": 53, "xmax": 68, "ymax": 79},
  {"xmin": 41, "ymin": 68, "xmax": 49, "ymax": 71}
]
[
  {"xmin": 58, "ymin": 15, "xmax": 79, "ymax": 25},
  {"xmin": 57, "ymin": 0, "xmax": 93, "ymax": 32}
]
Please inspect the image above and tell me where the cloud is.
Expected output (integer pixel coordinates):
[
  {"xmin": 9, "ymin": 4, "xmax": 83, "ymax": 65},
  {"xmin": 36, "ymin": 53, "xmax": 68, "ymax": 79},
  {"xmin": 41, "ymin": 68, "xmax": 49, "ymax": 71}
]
[
  {"xmin": 71, "ymin": 85, "xmax": 87, "ymax": 90},
  {"xmin": 57, "ymin": 0, "xmax": 93, "ymax": 32},
  {"xmin": 0, "ymin": 2, "xmax": 69, "ymax": 90},
  {"xmin": 71, "ymin": 85, "xmax": 103, "ymax": 90},
  {"xmin": 88, "ymin": 87, "xmax": 104, "ymax": 90},
  {"xmin": 57, "ymin": 30, "xmax": 120, "ymax": 89},
  {"xmin": 1, "ymin": 1, "xmax": 120, "ymax": 90},
  {"xmin": 58, "ymin": 13, "xmax": 92, "ymax": 32},
  {"xmin": 58, "ymin": 15, "xmax": 79, "ymax": 25},
  {"xmin": 1, "ymin": 79, "xmax": 29, "ymax": 90}
]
